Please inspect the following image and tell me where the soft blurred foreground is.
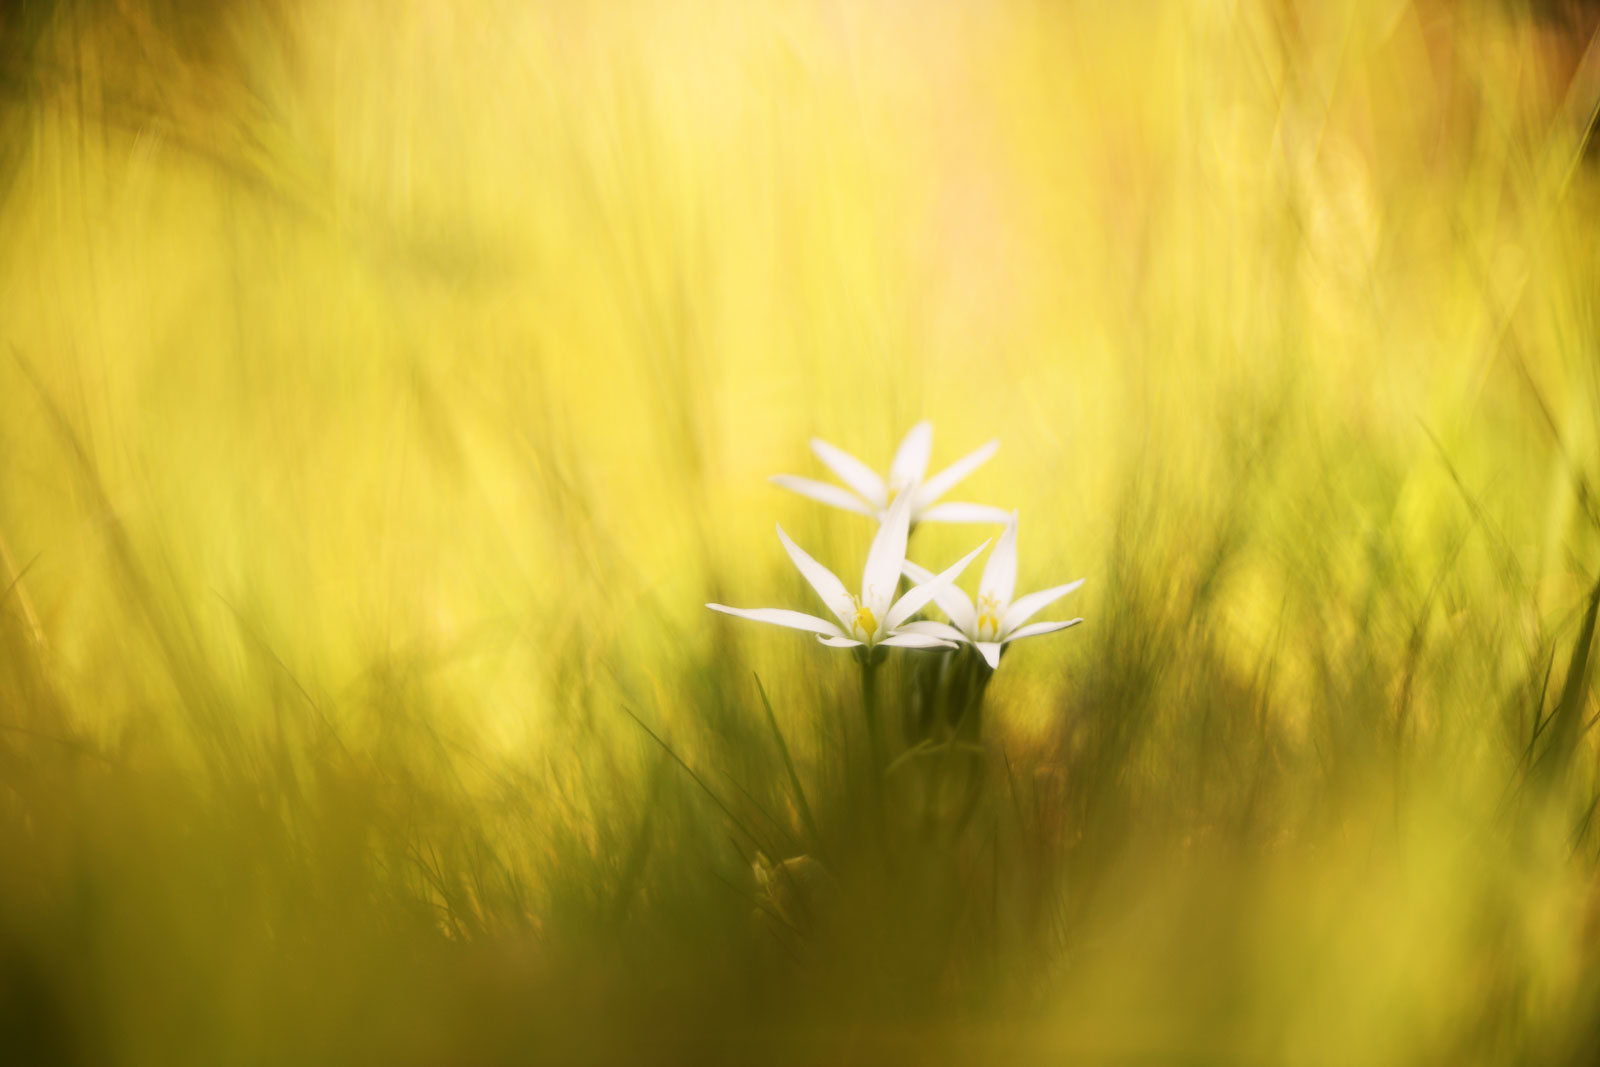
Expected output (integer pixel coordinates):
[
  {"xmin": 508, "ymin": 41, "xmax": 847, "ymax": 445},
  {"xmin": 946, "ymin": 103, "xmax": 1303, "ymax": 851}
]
[{"xmin": 6, "ymin": 0, "xmax": 1600, "ymax": 1062}]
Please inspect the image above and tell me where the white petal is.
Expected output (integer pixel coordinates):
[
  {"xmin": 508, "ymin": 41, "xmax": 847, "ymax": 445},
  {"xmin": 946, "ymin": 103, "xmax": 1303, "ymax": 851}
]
[
  {"xmin": 861, "ymin": 486, "xmax": 913, "ymax": 622},
  {"xmin": 817, "ymin": 635, "xmax": 865, "ymax": 648},
  {"xmin": 915, "ymin": 501, "xmax": 1012, "ymax": 525},
  {"xmin": 706, "ymin": 604, "xmax": 846, "ymax": 639},
  {"xmin": 885, "ymin": 539, "xmax": 989, "ymax": 631},
  {"xmin": 769, "ymin": 475, "xmax": 876, "ymax": 517},
  {"xmin": 902, "ymin": 560, "xmax": 978, "ymax": 634},
  {"xmin": 975, "ymin": 641, "xmax": 1002, "ymax": 670},
  {"xmin": 878, "ymin": 632, "xmax": 957, "ymax": 650},
  {"xmin": 979, "ymin": 513, "xmax": 1019, "ymax": 611},
  {"xmin": 897, "ymin": 620, "xmax": 968, "ymax": 643},
  {"xmin": 1003, "ymin": 578, "xmax": 1085, "ymax": 634},
  {"xmin": 776, "ymin": 524, "xmax": 856, "ymax": 631},
  {"xmin": 1004, "ymin": 618, "xmax": 1083, "ymax": 642},
  {"xmin": 889, "ymin": 421, "xmax": 934, "ymax": 491},
  {"xmin": 913, "ymin": 439, "xmax": 998, "ymax": 510},
  {"xmin": 810, "ymin": 437, "xmax": 887, "ymax": 510}
]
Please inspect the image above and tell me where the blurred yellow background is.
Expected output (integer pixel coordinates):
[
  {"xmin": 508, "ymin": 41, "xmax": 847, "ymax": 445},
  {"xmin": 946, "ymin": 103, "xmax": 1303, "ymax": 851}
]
[{"xmin": 5, "ymin": 0, "xmax": 1600, "ymax": 1063}]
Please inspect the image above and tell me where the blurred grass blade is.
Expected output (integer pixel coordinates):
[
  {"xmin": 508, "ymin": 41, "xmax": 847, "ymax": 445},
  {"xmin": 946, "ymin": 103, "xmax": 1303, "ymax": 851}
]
[{"xmin": 755, "ymin": 673, "xmax": 824, "ymax": 860}]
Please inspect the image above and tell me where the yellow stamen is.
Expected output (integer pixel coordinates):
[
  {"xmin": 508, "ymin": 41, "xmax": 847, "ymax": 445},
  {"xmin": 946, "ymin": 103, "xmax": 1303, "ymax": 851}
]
[
  {"xmin": 851, "ymin": 597, "xmax": 878, "ymax": 640},
  {"xmin": 977, "ymin": 594, "xmax": 1003, "ymax": 641}
]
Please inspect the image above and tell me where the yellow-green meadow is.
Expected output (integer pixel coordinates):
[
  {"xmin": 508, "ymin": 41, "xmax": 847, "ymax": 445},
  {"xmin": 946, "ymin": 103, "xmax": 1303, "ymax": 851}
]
[{"xmin": 5, "ymin": 1, "xmax": 1600, "ymax": 1062}]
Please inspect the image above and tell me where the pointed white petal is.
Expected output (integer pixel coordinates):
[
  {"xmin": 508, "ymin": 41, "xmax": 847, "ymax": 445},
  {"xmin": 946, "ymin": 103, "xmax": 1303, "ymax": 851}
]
[
  {"xmin": 889, "ymin": 421, "xmax": 934, "ymax": 491},
  {"xmin": 878, "ymin": 632, "xmax": 957, "ymax": 650},
  {"xmin": 902, "ymin": 560, "xmax": 979, "ymax": 634},
  {"xmin": 1004, "ymin": 618, "xmax": 1083, "ymax": 642},
  {"xmin": 1003, "ymin": 578, "xmax": 1086, "ymax": 634},
  {"xmin": 897, "ymin": 620, "xmax": 968, "ymax": 643},
  {"xmin": 770, "ymin": 475, "xmax": 876, "ymax": 517},
  {"xmin": 975, "ymin": 641, "xmax": 1002, "ymax": 670},
  {"xmin": 817, "ymin": 635, "xmax": 865, "ymax": 648},
  {"xmin": 706, "ymin": 604, "xmax": 846, "ymax": 639},
  {"xmin": 776, "ymin": 524, "xmax": 856, "ymax": 631},
  {"xmin": 810, "ymin": 437, "xmax": 887, "ymax": 510},
  {"xmin": 913, "ymin": 439, "xmax": 998, "ymax": 510},
  {"xmin": 861, "ymin": 486, "xmax": 913, "ymax": 622},
  {"xmin": 979, "ymin": 513, "xmax": 1019, "ymax": 611},
  {"xmin": 915, "ymin": 502, "xmax": 1012, "ymax": 525},
  {"xmin": 885, "ymin": 539, "xmax": 989, "ymax": 631}
]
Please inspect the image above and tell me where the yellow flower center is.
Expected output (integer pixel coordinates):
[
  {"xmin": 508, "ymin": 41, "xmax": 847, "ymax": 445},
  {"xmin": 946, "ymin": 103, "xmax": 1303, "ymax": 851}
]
[
  {"xmin": 977, "ymin": 594, "xmax": 1003, "ymax": 642},
  {"xmin": 851, "ymin": 597, "xmax": 878, "ymax": 640}
]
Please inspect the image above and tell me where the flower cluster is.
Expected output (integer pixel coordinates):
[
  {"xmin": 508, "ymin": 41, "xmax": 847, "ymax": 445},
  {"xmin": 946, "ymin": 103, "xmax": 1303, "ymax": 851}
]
[{"xmin": 708, "ymin": 422, "xmax": 1083, "ymax": 672}]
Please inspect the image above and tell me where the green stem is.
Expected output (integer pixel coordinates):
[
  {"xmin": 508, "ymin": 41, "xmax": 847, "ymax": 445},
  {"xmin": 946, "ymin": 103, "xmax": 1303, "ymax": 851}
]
[
  {"xmin": 858, "ymin": 647, "xmax": 891, "ymax": 858},
  {"xmin": 961, "ymin": 653, "xmax": 993, "ymax": 742},
  {"xmin": 861, "ymin": 651, "xmax": 885, "ymax": 772},
  {"xmin": 944, "ymin": 649, "xmax": 973, "ymax": 735}
]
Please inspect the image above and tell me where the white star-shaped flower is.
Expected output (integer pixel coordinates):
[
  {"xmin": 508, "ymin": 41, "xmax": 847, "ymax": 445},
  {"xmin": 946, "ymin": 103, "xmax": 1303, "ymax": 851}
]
[
  {"xmin": 901, "ymin": 514, "xmax": 1083, "ymax": 669},
  {"xmin": 771, "ymin": 421, "xmax": 1010, "ymax": 525},
  {"xmin": 708, "ymin": 486, "xmax": 988, "ymax": 650}
]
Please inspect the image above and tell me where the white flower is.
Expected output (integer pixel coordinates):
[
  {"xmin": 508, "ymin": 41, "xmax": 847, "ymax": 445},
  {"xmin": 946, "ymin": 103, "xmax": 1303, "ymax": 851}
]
[
  {"xmin": 901, "ymin": 514, "xmax": 1083, "ymax": 669},
  {"xmin": 708, "ymin": 486, "xmax": 989, "ymax": 650},
  {"xmin": 770, "ymin": 421, "xmax": 1010, "ymax": 525}
]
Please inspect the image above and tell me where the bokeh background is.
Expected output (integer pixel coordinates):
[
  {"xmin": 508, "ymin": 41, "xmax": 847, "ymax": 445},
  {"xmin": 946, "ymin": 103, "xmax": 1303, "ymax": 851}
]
[{"xmin": 6, "ymin": 0, "xmax": 1600, "ymax": 1062}]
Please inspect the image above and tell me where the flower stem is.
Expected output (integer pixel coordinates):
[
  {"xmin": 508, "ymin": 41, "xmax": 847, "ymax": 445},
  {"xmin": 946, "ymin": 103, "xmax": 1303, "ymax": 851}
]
[
  {"xmin": 959, "ymin": 652, "xmax": 993, "ymax": 743},
  {"xmin": 855, "ymin": 647, "xmax": 892, "ymax": 858},
  {"xmin": 861, "ymin": 651, "xmax": 885, "ymax": 773}
]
